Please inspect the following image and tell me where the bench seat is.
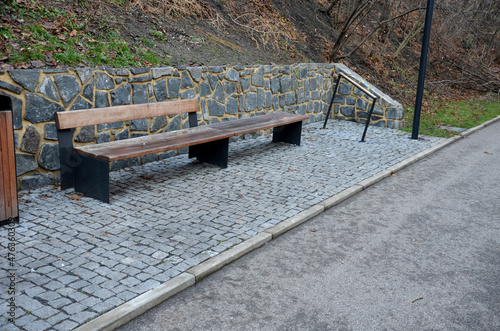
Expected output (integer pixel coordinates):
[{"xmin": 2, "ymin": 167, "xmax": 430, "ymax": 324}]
[{"xmin": 75, "ymin": 112, "xmax": 309, "ymax": 162}]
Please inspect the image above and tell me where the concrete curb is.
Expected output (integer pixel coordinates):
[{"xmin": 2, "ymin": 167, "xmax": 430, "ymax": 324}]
[
  {"xmin": 187, "ymin": 232, "xmax": 273, "ymax": 282},
  {"xmin": 265, "ymin": 205, "xmax": 324, "ymax": 239},
  {"xmin": 79, "ymin": 115, "xmax": 500, "ymax": 330},
  {"xmin": 75, "ymin": 273, "xmax": 195, "ymax": 331}
]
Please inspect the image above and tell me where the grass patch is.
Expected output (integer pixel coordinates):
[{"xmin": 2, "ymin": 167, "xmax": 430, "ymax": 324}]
[{"xmin": 401, "ymin": 95, "xmax": 500, "ymax": 138}]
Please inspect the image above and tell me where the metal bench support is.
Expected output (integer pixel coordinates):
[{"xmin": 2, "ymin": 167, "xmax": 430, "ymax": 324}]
[
  {"xmin": 189, "ymin": 138, "xmax": 229, "ymax": 168},
  {"xmin": 74, "ymin": 155, "xmax": 110, "ymax": 203},
  {"xmin": 273, "ymin": 122, "xmax": 303, "ymax": 146}
]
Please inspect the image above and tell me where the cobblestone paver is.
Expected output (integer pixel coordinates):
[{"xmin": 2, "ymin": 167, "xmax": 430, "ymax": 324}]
[{"xmin": 1, "ymin": 120, "xmax": 445, "ymax": 330}]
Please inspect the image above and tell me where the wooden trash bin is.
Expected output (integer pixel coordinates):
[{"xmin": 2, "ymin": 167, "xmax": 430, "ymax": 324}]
[{"xmin": 0, "ymin": 95, "xmax": 19, "ymax": 225}]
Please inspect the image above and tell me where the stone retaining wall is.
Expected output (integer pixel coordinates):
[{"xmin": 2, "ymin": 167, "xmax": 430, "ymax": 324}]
[{"xmin": 0, "ymin": 63, "xmax": 404, "ymax": 190}]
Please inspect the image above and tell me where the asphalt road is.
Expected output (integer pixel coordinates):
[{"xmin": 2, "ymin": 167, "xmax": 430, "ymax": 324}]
[{"xmin": 119, "ymin": 120, "xmax": 500, "ymax": 331}]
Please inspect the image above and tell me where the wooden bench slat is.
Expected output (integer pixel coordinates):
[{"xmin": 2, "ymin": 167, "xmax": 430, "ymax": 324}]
[
  {"xmin": 75, "ymin": 125, "xmax": 235, "ymax": 162},
  {"xmin": 209, "ymin": 113, "xmax": 309, "ymax": 136},
  {"xmin": 56, "ymin": 100, "xmax": 199, "ymax": 130}
]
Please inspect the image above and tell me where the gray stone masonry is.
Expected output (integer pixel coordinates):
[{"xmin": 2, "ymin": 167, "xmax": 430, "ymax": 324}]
[{"xmin": 0, "ymin": 119, "xmax": 444, "ymax": 330}]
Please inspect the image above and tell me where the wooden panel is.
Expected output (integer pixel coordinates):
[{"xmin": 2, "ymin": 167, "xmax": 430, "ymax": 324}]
[
  {"xmin": 74, "ymin": 125, "xmax": 235, "ymax": 161},
  {"xmin": 0, "ymin": 111, "xmax": 18, "ymax": 221},
  {"xmin": 55, "ymin": 99, "xmax": 199, "ymax": 130}
]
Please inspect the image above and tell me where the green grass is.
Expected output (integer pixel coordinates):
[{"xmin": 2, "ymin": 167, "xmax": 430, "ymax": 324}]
[
  {"xmin": 1, "ymin": 0, "xmax": 171, "ymax": 67},
  {"xmin": 401, "ymin": 96, "xmax": 500, "ymax": 137}
]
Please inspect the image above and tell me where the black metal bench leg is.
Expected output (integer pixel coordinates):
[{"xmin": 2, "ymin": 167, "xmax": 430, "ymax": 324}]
[
  {"xmin": 74, "ymin": 155, "xmax": 110, "ymax": 203},
  {"xmin": 57, "ymin": 129, "xmax": 77, "ymax": 190},
  {"xmin": 189, "ymin": 138, "xmax": 229, "ymax": 168},
  {"xmin": 273, "ymin": 121, "xmax": 303, "ymax": 146}
]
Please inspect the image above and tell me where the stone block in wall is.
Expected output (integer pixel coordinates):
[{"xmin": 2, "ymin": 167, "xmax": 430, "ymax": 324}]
[
  {"xmin": 97, "ymin": 132, "xmax": 111, "ymax": 144},
  {"xmin": 285, "ymin": 92, "xmax": 296, "ymax": 106},
  {"xmin": 168, "ymin": 78, "xmax": 181, "ymax": 99},
  {"xmin": 0, "ymin": 80, "xmax": 23, "ymax": 94},
  {"xmin": 341, "ymin": 106, "xmax": 355, "ymax": 117},
  {"xmin": 20, "ymin": 125, "xmax": 41, "ymax": 154},
  {"xmin": 200, "ymin": 81, "xmax": 211, "ymax": 97},
  {"xmin": 224, "ymin": 82, "xmax": 237, "ymax": 97},
  {"xmin": 207, "ymin": 99, "xmax": 225, "ymax": 116},
  {"xmin": 76, "ymin": 68, "xmax": 95, "ymax": 84},
  {"xmin": 270, "ymin": 77, "xmax": 280, "ymax": 94},
  {"xmin": 187, "ymin": 67, "xmax": 202, "ymax": 83},
  {"xmin": 346, "ymin": 96, "xmax": 356, "ymax": 106},
  {"xmin": 252, "ymin": 66, "xmax": 264, "ymax": 87},
  {"xmin": 133, "ymin": 84, "xmax": 148, "ymax": 104},
  {"xmin": 181, "ymin": 71, "xmax": 194, "ymax": 89},
  {"xmin": 129, "ymin": 74, "xmax": 152, "ymax": 83},
  {"xmin": 280, "ymin": 76, "xmax": 292, "ymax": 93},
  {"xmin": 386, "ymin": 106, "xmax": 404, "ymax": 120},
  {"xmin": 44, "ymin": 123, "xmax": 57, "ymax": 140},
  {"xmin": 97, "ymin": 121, "xmax": 123, "ymax": 131},
  {"xmin": 150, "ymin": 116, "xmax": 167, "ymax": 132},
  {"xmin": 338, "ymin": 82, "xmax": 353, "ymax": 96},
  {"xmin": 152, "ymin": 67, "xmax": 173, "ymax": 79},
  {"xmin": 9, "ymin": 70, "xmax": 40, "ymax": 92},
  {"xmin": 82, "ymin": 79, "xmax": 95, "ymax": 102},
  {"xmin": 111, "ymin": 84, "xmax": 132, "ymax": 106},
  {"xmin": 25, "ymin": 93, "xmax": 64, "ymax": 123},
  {"xmin": 154, "ymin": 79, "xmax": 168, "ymax": 102},
  {"xmin": 75, "ymin": 126, "xmax": 95, "ymax": 142},
  {"xmin": 208, "ymin": 75, "xmax": 219, "ymax": 90},
  {"xmin": 16, "ymin": 153, "xmax": 38, "ymax": 176},
  {"xmin": 38, "ymin": 143, "xmax": 60, "ymax": 170},
  {"xmin": 387, "ymin": 120, "xmax": 404, "ymax": 129},
  {"xmin": 54, "ymin": 75, "xmax": 81, "ymax": 106},
  {"xmin": 38, "ymin": 76, "xmax": 59, "ymax": 102},
  {"xmin": 356, "ymin": 98, "xmax": 368, "ymax": 111},
  {"xmin": 95, "ymin": 90, "xmax": 110, "ymax": 108},
  {"xmin": 70, "ymin": 96, "xmax": 92, "ymax": 110},
  {"xmin": 96, "ymin": 72, "xmax": 115, "ymax": 90},
  {"xmin": 181, "ymin": 89, "xmax": 195, "ymax": 99},
  {"xmin": 257, "ymin": 89, "xmax": 264, "ymax": 110},
  {"xmin": 166, "ymin": 115, "xmax": 181, "ymax": 132},
  {"xmin": 130, "ymin": 68, "xmax": 150, "ymax": 75},
  {"xmin": 115, "ymin": 128, "xmax": 129, "ymax": 140},
  {"xmin": 20, "ymin": 172, "xmax": 53, "ymax": 190},
  {"xmin": 226, "ymin": 97, "xmax": 238, "ymax": 115},
  {"xmin": 130, "ymin": 118, "xmax": 148, "ymax": 131},
  {"xmin": 213, "ymin": 84, "xmax": 225, "ymax": 103},
  {"xmin": 264, "ymin": 91, "xmax": 272, "ymax": 108},
  {"xmin": 245, "ymin": 93, "xmax": 257, "ymax": 112}
]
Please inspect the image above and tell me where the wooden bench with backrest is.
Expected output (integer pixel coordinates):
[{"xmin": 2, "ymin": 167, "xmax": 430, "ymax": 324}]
[{"xmin": 55, "ymin": 99, "xmax": 309, "ymax": 203}]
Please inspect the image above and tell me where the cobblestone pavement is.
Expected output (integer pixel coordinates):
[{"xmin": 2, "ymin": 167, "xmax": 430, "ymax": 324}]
[{"xmin": 1, "ymin": 120, "xmax": 445, "ymax": 330}]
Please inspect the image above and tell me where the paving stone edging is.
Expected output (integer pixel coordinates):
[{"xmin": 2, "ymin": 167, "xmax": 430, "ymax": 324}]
[{"xmin": 75, "ymin": 114, "xmax": 500, "ymax": 331}]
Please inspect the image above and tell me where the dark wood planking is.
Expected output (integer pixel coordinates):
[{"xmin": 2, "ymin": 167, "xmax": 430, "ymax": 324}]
[{"xmin": 55, "ymin": 99, "xmax": 199, "ymax": 130}]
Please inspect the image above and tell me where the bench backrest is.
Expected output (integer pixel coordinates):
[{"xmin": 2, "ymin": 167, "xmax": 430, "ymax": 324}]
[{"xmin": 55, "ymin": 99, "xmax": 199, "ymax": 130}]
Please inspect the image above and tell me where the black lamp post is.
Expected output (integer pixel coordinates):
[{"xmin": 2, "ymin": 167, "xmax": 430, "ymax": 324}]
[{"xmin": 411, "ymin": 0, "xmax": 435, "ymax": 140}]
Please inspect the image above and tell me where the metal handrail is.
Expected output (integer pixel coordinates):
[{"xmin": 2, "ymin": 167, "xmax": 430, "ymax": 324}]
[{"xmin": 323, "ymin": 72, "xmax": 378, "ymax": 142}]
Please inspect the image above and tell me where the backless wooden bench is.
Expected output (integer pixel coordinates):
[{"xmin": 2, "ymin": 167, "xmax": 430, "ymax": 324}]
[{"xmin": 55, "ymin": 99, "xmax": 309, "ymax": 203}]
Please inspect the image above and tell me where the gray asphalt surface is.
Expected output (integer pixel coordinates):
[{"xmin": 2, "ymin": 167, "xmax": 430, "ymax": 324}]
[{"xmin": 119, "ymin": 120, "xmax": 500, "ymax": 331}]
